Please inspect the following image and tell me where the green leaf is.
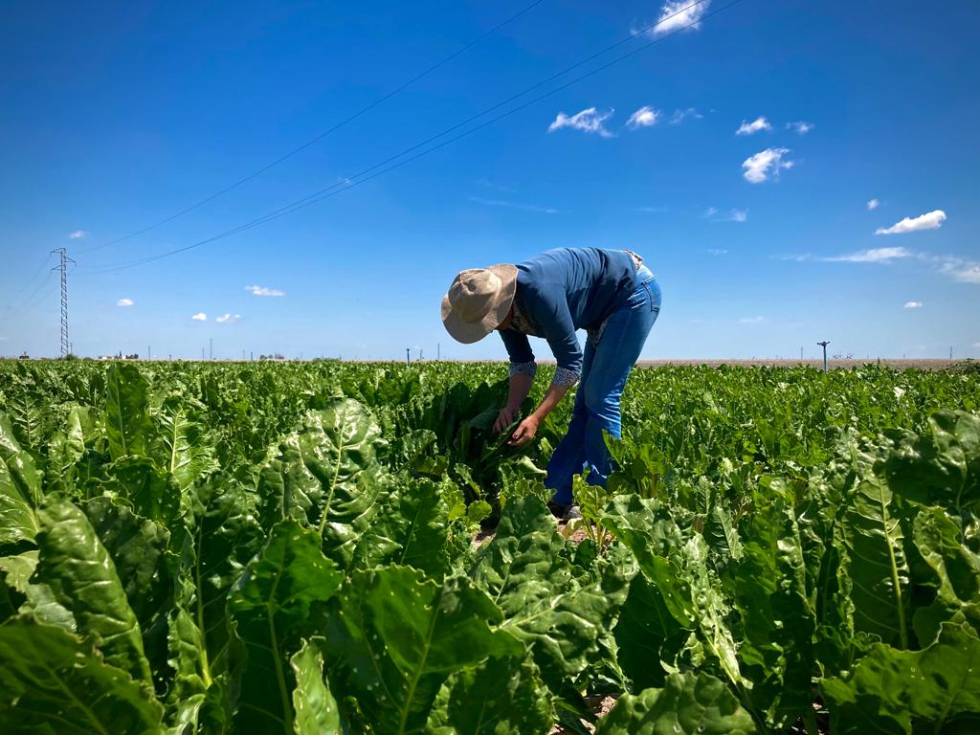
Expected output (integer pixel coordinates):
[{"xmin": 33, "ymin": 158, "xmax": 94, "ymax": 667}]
[
  {"xmin": 105, "ymin": 362, "xmax": 153, "ymax": 461},
  {"xmin": 839, "ymin": 459, "xmax": 911, "ymax": 649},
  {"xmin": 325, "ymin": 565, "xmax": 523, "ymax": 735},
  {"xmin": 229, "ymin": 521, "xmax": 343, "ymax": 734},
  {"xmin": 165, "ymin": 577, "xmax": 209, "ymax": 734},
  {"xmin": 603, "ymin": 496, "xmax": 744, "ymax": 689},
  {"xmin": 83, "ymin": 496, "xmax": 171, "ymax": 627},
  {"xmin": 260, "ymin": 400, "xmax": 383, "ymax": 567},
  {"xmin": 0, "ymin": 550, "xmax": 38, "ymax": 593},
  {"xmin": 354, "ymin": 477, "xmax": 450, "ymax": 578},
  {"xmin": 821, "ymin": 622, "xmax": 980, "ymax": 734},
  {"xmin": 725, "ymin": 504, "xmax": 816, "ymax": 728},
  {"xmin": 290, "ymin": 638, "xmax": 341, "ymax": 735},
  {"xmin": 33, "ymin": 494, "xmax": 152, "ymax": 683},
  {"xmin": 0, "ymin": 411, "xmax": 42, "ymax": 547},
  {"xmin": 101, "ymin": 457, "xmax": 181, "ymax": 527},
  {"xmin": 911, "ymin": 506, "xmax": 980, "ymax": 645},
  {"xmin": 594, "ymin": 671, "xmax": 756, "ymax": 735},
  {"xmin": 885, "ymin": 411, "xmax": 980, "ymax": 512},
  {"xmin": 470, "ymin": 495, "xmax": 618, "ymax": 694},
  {"xmin": 156, "ymin": 399, "xmax": 219, "ymax": 492},
  {"xmin": 0, "ymin": 618, "xmax": 164, "ymax": 734},
  {"xmin": 440, "ymin": 655, "xmax": 554, "ymax": 735},
  {"xmin": 174, "ymin": 475, "xmax": 265, "ymax": 700},
  {"xmin": 613, "ymin": 572, "xmax": 684, "ymax": 691}
]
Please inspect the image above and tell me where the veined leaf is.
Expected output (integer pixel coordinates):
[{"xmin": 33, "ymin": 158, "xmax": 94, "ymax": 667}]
[
  {"xmin": 0, "ymin": 411, "xmax": 42, "ymax": 547},
  {"xmin": 603, "ymin": 496, "xmax": 744, "ymax": 689},
  {"xmin": 290, "ymin": 638, "xmax": 341, "ymax": 735},
  {"xmin": 83, "ymin": 496, "xmax": 171, "ymax": 627},
  {"xmin": 353, "ymin": 477, "xmax": 450, "ymax": 579},
  {"xmin": 105, "ymin": 362, "xmax": 153, "ymax": 461},
  {"xmin": 613, "ymin": 572, "xmax": 684, "ymax": 691},
  {"xmin": 911, "ymin": 506, "xmax": 980, "ymax": 645},
  {"xmin": 726, "ymin": 503, "xmax": 815, "ymax": 728},
  {"xmin": 156, "ymin": 399, "xmax": 219, "ymax": 492},
  {"xmin": 325, "ymin": 565, "xmax": 523, "ymax": 735},
  {"xmin": 885, "ymin": 411, "xmax": 980, "ymax": 512},
  {"xmin": 174, "ymin": 474, "xmax": 264, "ymax": 704},
  {"xmin": 260, "ymin": 400, "xmax": 383, "ymax": 567},
  {"xmin": 0, "ymin": 618, "xmax": 164, "ymax": 734},
  {"xmin": 33, "ymin": 495, "xmax": 152, "ymax": 683},
  {"xmin": 437, "ymin": 655, "xmax": 554, "ymax": 735},
  {"xmin": 821, "ymin": 622, "xmax": 980, "ymax": 734},
  {"xmin": 839, "ymin": 461, "xmax": 911, "ymax": 649},
  {"xmin": 470, "ymin": 495, "xmax": 618, "ymax": 694},
  {"xmin": 102, "ymin": 457, "xmax": 181, "ymax": 527},
  {"xmin": 229, "ymin": 521, "xmax": 343, "ymax": 734},
  {"xmin": 594, "ymin": 671, "xmax": 756, "ymax": 735}
]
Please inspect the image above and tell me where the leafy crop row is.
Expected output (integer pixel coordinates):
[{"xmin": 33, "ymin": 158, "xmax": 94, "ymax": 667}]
[{"xmin": 1, "ymin": 360, "xmax": 979, "ymax": 733}]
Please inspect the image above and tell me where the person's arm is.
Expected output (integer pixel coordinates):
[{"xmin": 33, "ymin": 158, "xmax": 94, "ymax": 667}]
[
  {"xmin": 494, "ymin": 371, "xmax": 533, "ymax": 432},
  {"xmin": 509, "ymin": 381, "xmax": 570, "ymax": 445},
  {"xmin": 495, "ymin": 329, "xmax": 536, "ymax": 432},
  {"xmin": 509, "ymin": 294, "xmax": 582, "ymax": 445}
]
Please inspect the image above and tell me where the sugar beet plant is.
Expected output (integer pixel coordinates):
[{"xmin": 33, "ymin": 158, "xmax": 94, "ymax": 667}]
[{"xmin": 1, "ymin": 359, "xmax": 980, "ymax": 734}]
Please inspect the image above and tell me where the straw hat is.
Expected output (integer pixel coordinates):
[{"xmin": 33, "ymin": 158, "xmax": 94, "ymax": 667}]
[{"xmin": 441, "ymin": 264, "xmax": 518, "ymax": 344}]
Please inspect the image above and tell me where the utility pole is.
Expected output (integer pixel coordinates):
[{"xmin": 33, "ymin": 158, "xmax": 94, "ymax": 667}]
[
  {"xmin": 209, "ymin": 338, "xmax": 213, "ymax": 361},
  {"xmin": 50, "ymin": 247, "xmax": 75, "ymax": 357},
  {"xmin": 406, "ymin": 348, "xmax": 410, "ymax": 366},
  {"xmin": 817, "ymin": 341, "xmax": 830, "ymax": 372},
  {"xmin": 147, "ymin": 346, "xmax": 151, "ymax": 360},
  {"xmin": 437, "ymin": 342, "xmax": 441, "ymax": 361}
]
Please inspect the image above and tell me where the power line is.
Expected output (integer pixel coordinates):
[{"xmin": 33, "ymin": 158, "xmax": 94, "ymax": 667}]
[
  {"xmin": 79, "ymin": 0, "xmax": 736, "ymax": 276},
  {"xmin": 76, "ymin": 0, "xmax": 548, "ymax": 256},
  {"xmin": 1, "ymin": 252, "xmax": 53, "ymax": 311},
  {"xmin": 0, "ymin": 269, "xmax": 56, "ymax": 324}
]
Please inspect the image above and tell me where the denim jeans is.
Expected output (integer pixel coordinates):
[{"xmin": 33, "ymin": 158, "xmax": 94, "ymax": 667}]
[{"xmin": 546, "ymin": 265, "xmax": 661, "ymax": 506}]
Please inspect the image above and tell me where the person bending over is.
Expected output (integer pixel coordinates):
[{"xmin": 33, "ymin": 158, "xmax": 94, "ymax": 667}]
[{"xmin": 441, "ymin": 247, "xmax": 661, "ymax": 518}]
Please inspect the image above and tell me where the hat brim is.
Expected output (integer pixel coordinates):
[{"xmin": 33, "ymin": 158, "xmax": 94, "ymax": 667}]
[{"xmin": 441, "ymin": 264, "xmax": 518, "ymax": 344}]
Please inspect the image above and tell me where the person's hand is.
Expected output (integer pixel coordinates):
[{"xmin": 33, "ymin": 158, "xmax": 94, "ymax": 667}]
[
  {"xmin": 509, "ymin": 415, "xmax": 540, "ymax": 446},
  {"xmin": 494, "ymin": 406, "xmax": 518, "ymax": 433}
]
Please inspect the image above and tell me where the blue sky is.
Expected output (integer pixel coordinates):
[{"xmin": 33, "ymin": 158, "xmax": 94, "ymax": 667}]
[{"xmin": 1, "ymin": 0, "xmax": 978, "ymax": 360}]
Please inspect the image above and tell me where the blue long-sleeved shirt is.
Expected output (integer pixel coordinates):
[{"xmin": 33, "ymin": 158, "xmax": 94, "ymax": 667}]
[{"xmin": 498, "ymin": 248, "xmax": 637, "ymax": 385}]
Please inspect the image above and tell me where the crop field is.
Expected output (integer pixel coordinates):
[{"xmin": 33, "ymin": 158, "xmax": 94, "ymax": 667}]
[{"xmin": 1, "ymin": 359, "xmax": 979, "ymax": 734}]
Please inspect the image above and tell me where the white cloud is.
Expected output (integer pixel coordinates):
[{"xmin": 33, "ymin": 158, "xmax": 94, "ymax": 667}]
[
  {"xmin": 669, "ymin": 108, "xmax": 702, "ymax": 125},
  {"xmin": 867, "ymin": 198, "xmax": 880, "ymax": 211},
  {"xmin": 245, "ymin": 285, "xmax": 286, "ymax": 297},
  {"xmin": 787, "ymin": 121, "xmax": 814, "ymax": 135},
  {"xmin": 191, "ymin": 313, "xmax": 207, "ymax": 321},
  {"xmin": 707, "ymin": 249, "xmax": 728, "ymax": 255},
  {"xmin": 651, "ymin": 0, "xmax": 711, "ymax": 35},
  {"xmin": 824, "ymin": 247, "xmax": 913, "ymax": 263},
  {"xmin": 548, "ymin": 107, "xmax": 615, "ymax": 138},
  {"xmin": 477, "ymin": 178, "xmax": 514, "ymax": 193},
  {"xmin": 116, "ymin": 298, "xmax": 134, "ymax": 307},
  {"xmin": 742, "ymin": 148, "xmax": 794, "ymax": 183},
  {"xmin": 736, "ymin": 117, "xmax": 772, "ymax": 135},
  {"xmin": 68, "ymin": 230, "xmax": 88, "ymax": 239},
  {"xmin": 216, "ymin": 314, "xmax": 241, "ymax": 324},
  {"xmin": 739, "ymin": 316, "xmax": 765, "ymax": 324},
  {"xmin": 904, "ymin": 301, "xmax": 923, "ymax": 309},
  {"xmin": 627, "ymin": 106, "xmax": 661, "ymax": 129},
  {"xmin": 704, "ymin": 207, "xmax": 747, "ymax": 222},
  {"xmin": 636, "ymin": 205, "xmax": 669, "ymax": 213},
  {"xmin": 875, "ymin": 210, "xmax": 947, "ymax": 235},
  {"xmin": 469, "ymin": 197, "xmax": 558, "ymax": 214},
  {"xmin": 935, "ymin": 256, "xmax": 980, "ymax": 284}
]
